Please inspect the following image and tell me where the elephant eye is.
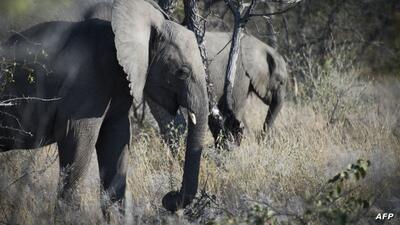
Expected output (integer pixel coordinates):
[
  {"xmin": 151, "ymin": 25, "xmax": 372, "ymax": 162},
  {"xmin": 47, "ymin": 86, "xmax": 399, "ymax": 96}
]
[{"xmin": 176, "ymin": 66, "xmax": 191, "ymax": 80}]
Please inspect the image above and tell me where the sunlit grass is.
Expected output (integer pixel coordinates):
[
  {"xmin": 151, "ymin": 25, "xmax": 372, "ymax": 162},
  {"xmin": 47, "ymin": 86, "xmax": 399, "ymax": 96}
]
[{"xmin": 0, "ymin": 60, "xmax": 399, "ymax": 224}]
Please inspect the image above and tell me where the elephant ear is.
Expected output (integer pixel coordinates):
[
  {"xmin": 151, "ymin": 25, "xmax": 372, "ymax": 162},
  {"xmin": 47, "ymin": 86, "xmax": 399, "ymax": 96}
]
[
  {"xmin": 112, "ymin": 0, "xmax": 166, "ymax": 105},
  {"xmin": 241, "ymin": 36, "xmax": 274, "ymax": 98}
]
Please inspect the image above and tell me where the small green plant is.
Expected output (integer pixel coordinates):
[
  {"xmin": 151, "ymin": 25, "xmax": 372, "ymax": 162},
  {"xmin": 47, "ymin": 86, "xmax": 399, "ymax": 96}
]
[
  {"xmin": 204, "ymin": 159, "xmax": 372, "ymax": 225},
  {"xmin": 303, "ymin": 159, "xmax": 372, "ymax": 225}
]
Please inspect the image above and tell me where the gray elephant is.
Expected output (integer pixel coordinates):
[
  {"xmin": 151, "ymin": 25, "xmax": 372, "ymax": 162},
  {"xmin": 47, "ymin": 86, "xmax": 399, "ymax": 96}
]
[
  {"xmin": 0, "ymin": 0, "xmax": 208, "ymax": 213},
  {"xmin": 147, "ymin": 31, "xmax": 288, "ymax": 147}
]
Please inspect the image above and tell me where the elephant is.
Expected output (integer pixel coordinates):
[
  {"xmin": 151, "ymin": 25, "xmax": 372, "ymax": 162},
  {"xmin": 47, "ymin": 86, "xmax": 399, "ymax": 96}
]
[
  {"xmin": 146, "ymin": 31, "xmax": 288, "ymax": 147},
  {"xmin": 0, "ymin": 0, "xmax": 208, "ymax": 213}
]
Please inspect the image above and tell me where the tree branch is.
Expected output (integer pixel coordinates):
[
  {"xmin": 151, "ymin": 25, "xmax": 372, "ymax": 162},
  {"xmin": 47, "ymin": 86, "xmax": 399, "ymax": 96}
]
[
  {"xmin": 248, "ymin": 1, "xmax": 301, "ymax": 17},
  {"xmin": 0, "ymin": 96, "xmax": 61, "ymax": 107}
]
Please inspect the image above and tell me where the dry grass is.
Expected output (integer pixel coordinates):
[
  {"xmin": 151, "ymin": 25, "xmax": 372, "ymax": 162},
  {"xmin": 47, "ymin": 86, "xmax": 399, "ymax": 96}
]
[{"xmin": 1, "ymin": 57, "xmax": 399, "ymax": 224}]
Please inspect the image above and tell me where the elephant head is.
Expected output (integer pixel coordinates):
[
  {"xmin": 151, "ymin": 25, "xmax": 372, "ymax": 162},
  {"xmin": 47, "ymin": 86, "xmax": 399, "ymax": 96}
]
[
  {"xmin": 112, "ymin": 0, "xmax": 208, "ymax": 211},
  {"xmin": 241, "ymin": 36, "xmax": 288, "ymax": 131}
]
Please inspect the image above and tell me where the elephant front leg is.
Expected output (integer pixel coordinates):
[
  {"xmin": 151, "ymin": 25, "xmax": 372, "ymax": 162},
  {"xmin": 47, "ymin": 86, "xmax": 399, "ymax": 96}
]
[
  {"xmin": 57, "ymin": 118, "xmax": 102, "ymax": 204},
  {"xmin": 96, "ymin": 114, "xmax": 130, "ymax": 218}
]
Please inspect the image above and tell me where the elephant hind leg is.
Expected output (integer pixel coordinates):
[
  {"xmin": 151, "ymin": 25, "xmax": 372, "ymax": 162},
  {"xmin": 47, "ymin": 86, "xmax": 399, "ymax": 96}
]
[
  {"xmin": 57, "ymin": 118, "xmax": 103, "ymax": 201},
  {"xmin": 96, "ymin": 114, "xmax": 130, "ymax": 208}
]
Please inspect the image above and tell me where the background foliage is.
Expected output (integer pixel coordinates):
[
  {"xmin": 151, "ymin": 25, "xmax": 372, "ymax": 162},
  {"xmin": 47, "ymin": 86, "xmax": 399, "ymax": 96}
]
[{"xmin": 200, "ymin": 0, "xmax": 400, "ymax": 75}]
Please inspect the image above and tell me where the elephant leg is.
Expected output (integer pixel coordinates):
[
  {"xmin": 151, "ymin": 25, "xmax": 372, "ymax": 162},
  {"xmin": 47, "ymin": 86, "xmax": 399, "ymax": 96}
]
[
  {"xmin": 263, "ymin": 88, "xmax": 284, "ymax": 131},
  {"xmin": 57, "ymin": 118, "xmax": 102, "ymax": 202},
  {"xmin": 96, "ymin": 114, "xmax": 130, "ymax": 207}
]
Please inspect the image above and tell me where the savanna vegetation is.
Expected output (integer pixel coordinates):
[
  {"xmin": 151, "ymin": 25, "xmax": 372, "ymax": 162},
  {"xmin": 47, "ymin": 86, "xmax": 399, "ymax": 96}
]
[{"xmin": 0, "ymin": 0, "xmax": 399, "ymax": 224}]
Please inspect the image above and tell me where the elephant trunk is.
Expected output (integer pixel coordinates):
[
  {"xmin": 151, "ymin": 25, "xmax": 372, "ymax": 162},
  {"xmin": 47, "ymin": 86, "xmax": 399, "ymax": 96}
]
[
  {"xmin": 162, "ymin": 83, "xmax": 208, "ymax": 212},
  {"xmin": 263, "ymin": 87, "xmax": 284, "ymax": 131},
  {"xmin": 180, "ymin": 109, "xmax": 207, "ymax": 203}
]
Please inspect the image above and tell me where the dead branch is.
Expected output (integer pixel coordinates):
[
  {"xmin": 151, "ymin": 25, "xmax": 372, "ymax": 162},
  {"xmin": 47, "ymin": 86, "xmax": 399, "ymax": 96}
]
[
  {"xmin": 0, "ymin": 96, "xmax": 61, "ymax": 107},
  {"xmin": 158, "ymin": 0, "xmax": 178, "ymax": 15},
  {"xmin": 248, "ymin": 1, "xmax": 301, "ymax": 18},
  {"xmin": 224, "ymin": 0, "xmax": 256, "ymax": 112},
  {"xmin": 182, "ymin": 0, "xmax": 224, "ymax": 129}
]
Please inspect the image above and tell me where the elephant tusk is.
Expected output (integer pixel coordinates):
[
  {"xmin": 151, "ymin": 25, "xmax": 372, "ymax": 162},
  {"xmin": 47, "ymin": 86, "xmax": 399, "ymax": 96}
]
[{"xmin": 188, "ymin": 112, "xmax": 197, "ymax": 125}]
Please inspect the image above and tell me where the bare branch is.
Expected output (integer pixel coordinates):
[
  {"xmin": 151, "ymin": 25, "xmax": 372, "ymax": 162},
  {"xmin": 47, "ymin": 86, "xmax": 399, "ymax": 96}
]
[
  {"xmin": 8, "ymin": 30, "xmax": 43, "ymax": 46},
  {"xmin": 0, "ymin": 124, "xmax": 32, "ymax": 136},
  {"xmin": 0, "ymin": 96, "xmax": 61, "ymax": 107},
  {"xmin": 248, "ymin": 1, "xmax": 301, "ymax": 17},
  {"xmin": 158, "ymin": 0, "xmax": 178, "ymax": 15},
  {"xmin": 207, "ymin": 39, "xmax": 232, "ymax": 64},
  {"xmin": 182, "ymin": 0, "xmax": 223, "ymax": 122}
]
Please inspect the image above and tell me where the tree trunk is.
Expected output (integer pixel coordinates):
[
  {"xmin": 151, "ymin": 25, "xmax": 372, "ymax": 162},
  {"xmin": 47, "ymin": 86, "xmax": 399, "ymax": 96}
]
[
  {"xmin": 183, "ymin": 0, "xmax": 208, "ymax": 73},
  {"xmin": 264, "ymin": 3, "xmax": 277, "ymax": 48},
  {"xmin": 183, "ymin": 0, "xmax": 222, "ymax": 121},
  {"xmin": 221, "ymin": 0, "xmax": 250, "ymax": 145},
  {"xmin": 224, "ymin": 18, "xmax": 242, "ymax": 111}
]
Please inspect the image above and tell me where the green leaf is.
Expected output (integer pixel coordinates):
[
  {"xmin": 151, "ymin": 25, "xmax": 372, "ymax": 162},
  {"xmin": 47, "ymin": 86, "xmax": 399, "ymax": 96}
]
[
  {"xmin": 336, "ymin": 185, "xmax": 342, "ymax": 195},
  {"xmin": 328, "ymin": 174, "xmax": 341, "ymax": 183},
  {"xmin": 354, "ymin": 172, "xmax": 360, "ymax": 180},
  {"xmin": 359, "ymin": 168, "xmax": 366, "ymax": 178}
]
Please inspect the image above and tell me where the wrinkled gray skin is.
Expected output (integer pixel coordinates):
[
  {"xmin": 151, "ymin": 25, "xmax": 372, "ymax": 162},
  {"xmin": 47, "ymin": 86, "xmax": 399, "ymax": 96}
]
[
  {"xmin": 148, "ymin": 32, "xmax": 288, "ymax": 146},
  {"xmin": 0, "ymin": 0, "xmax": 208, "ymax": 213},
  {"xmin": 0, "ymin": 20, "xmax": 132, "ymax": 210}
]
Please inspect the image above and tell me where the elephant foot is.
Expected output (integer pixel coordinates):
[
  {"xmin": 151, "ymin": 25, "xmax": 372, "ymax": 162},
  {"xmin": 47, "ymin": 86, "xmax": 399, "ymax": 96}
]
[{"xmin": 162, "ymin": 191, "xmax": 193, "ymax": 212}]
